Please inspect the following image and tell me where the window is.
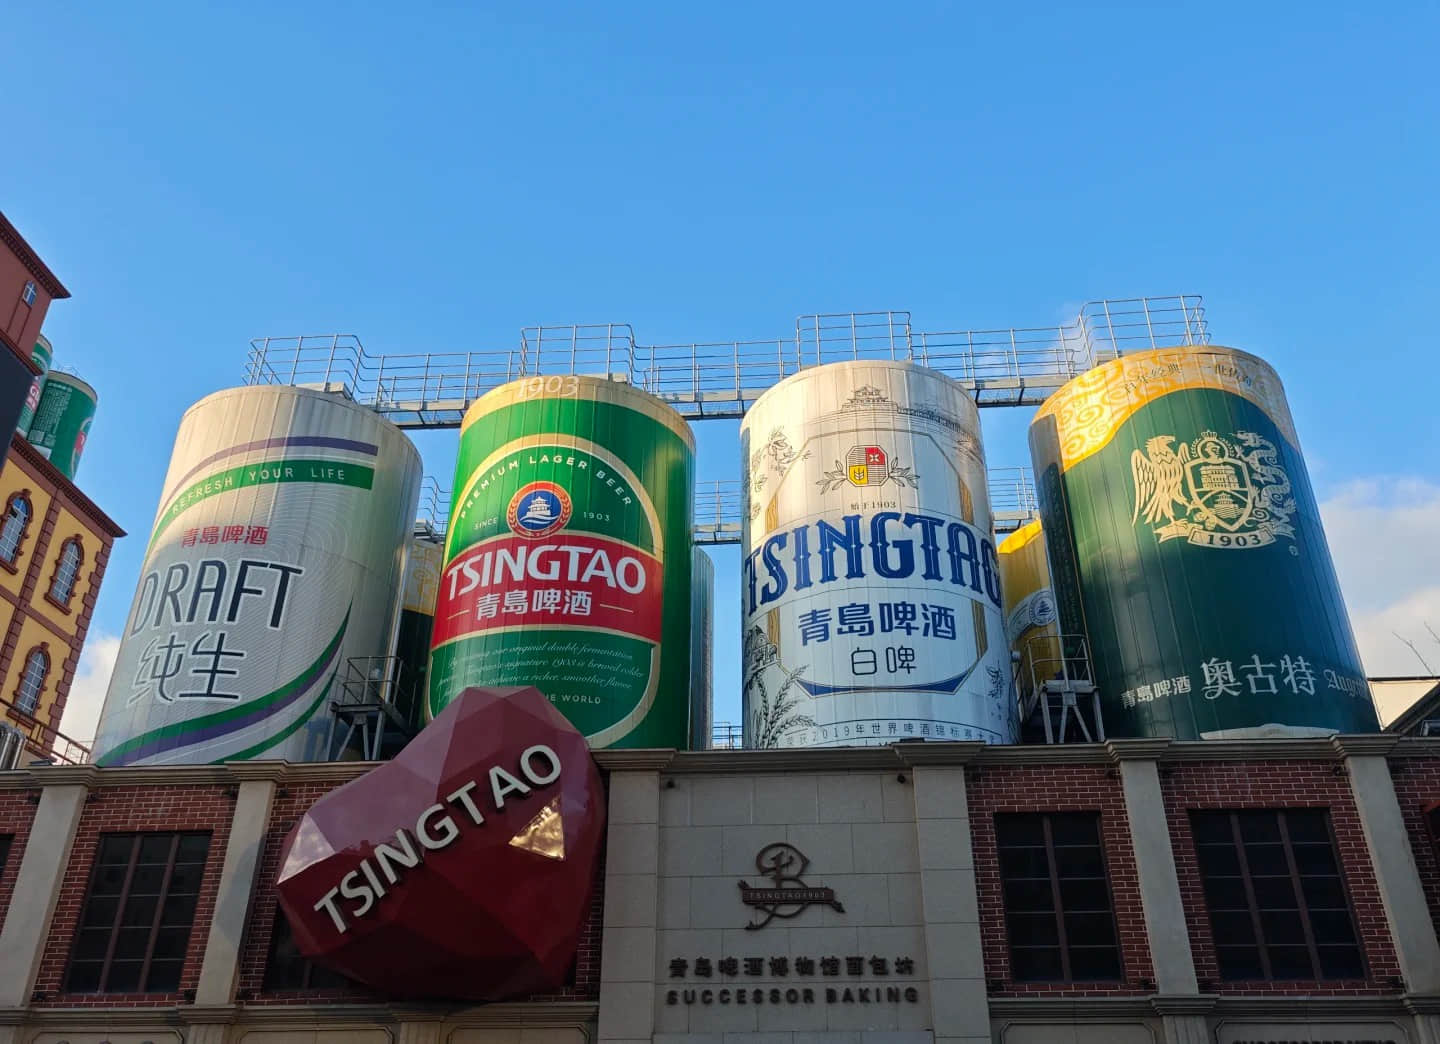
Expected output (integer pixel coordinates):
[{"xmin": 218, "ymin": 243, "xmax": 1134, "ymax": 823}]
[
  {"xmin": 0, "ymin": 834, "xmax": 12, "ymax": 882},
  {"xmin": 64, "ymin": 832, "xmax": 211, "ymax": 994},
  {"xmin": 264, "ymin": 909, "xmax": 351, "ymax": 990},
  {"xmin": 22, "ymin": 282, "xmax": 36, "ymax": 306},
  {"xmin": 1190, "ymin": 810, "xmax": 1364, "ymax": 981},
  {"xmin": 0, "ymin": 492, "xmax": 31, "ymax": 568},
  {"xmin": 0, "ymin": 724, "xmax": 24, "ymax": 769},
  {"xmin": 14, "ymin": 646, "xmax": 48, "ymax": 716},
  {"xmin": 995, "ymin": 812, "xmax": 1122, "ymax": 981},
  {"xmin": 47, "ymin": 537, "xmax": 83, "ymax": 609}
]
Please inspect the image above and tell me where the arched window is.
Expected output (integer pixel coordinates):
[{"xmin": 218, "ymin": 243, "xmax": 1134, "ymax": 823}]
[
  {"xmin": 14, "ymin": 646, "xmax": 49, "ymax": 716},
  {"xmin": 0, "ymin": 492, "xmax": 32, "ymax": 569},
  {"xmin": 46, "ymin": 537, "xmax": 84, "ymax": 611}
]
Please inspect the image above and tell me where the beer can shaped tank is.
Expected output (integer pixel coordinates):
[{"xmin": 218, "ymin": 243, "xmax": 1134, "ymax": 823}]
[
  {"xmin": 1029, "ymin": 345, "xmax": 1379, "ymax": 739},
  {"xmin": 92, "ymin": 386, "xmax": 423, "ymax": 766},
  {"xmin": 27, "ymin": 370, "xmax": 97, "ymax": 481},
  {"xmin": 429, "ymin": 376, "xmax": 695, "ymax": 748},
  {"xmin": 997, "ymin": 520, "xmax": 1061, "ymax": 707},
  {"xmin": 740, "ymin": 361, "xmax": 1014, "ymax": 749},
  {"xmin": 16, "ymin": 333, "xmax": 52, "ymax": 433}
]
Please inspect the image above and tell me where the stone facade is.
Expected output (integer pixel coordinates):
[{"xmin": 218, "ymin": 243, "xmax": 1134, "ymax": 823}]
[{"xmin": 0, "ymin": 737, "xmax": 1438, "ymax": 1044}]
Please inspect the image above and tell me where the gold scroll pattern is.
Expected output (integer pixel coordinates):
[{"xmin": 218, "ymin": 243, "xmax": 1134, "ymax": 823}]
[{"xmin": 1033, "ymin": 346, "xmax": 1299, "ymax": 473}]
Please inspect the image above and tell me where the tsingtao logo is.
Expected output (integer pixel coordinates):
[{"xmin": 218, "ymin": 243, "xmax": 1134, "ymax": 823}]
[{"xmin": 507, "ymin": 481, "xmax": 572, "ymax": 539}]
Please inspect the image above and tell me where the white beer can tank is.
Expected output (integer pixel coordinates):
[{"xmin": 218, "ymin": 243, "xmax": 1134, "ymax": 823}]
[
  {"xmin": 740, "ymin": 361, "xmax": 1015, "ymax": 748},
  {"xmin": 92, "ymin": 386, "xmax": 423, "ymax": 766}
]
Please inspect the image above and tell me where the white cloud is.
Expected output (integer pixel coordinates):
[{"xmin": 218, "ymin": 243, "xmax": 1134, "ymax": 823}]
[
  {"xmin": 59, "ymin": 632, "xmax": 120, "ymax": 749},
  {"xmin": 1320, "ymin": 478, "xmax": 1440, "ymax": 677}
]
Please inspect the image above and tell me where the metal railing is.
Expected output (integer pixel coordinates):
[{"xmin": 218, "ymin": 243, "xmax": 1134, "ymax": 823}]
[
  {"xmin": 0, "ymin": 698, "xmax": 93, "ymax": 767},
  {"xmin": 245, "ymin": 295, "xmax": 1210, "ymax": 425},
  {"xmin": 711, "ymin": 722, "xmax": 745, "ymax": 750}
]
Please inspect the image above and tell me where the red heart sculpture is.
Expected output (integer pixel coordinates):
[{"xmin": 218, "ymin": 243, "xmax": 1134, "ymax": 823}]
[{"xmin": 274, "ymin": 685, "xmax": 606, "ymax": 1000}]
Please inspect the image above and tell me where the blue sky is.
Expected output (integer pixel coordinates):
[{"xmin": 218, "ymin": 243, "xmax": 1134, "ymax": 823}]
[{"xmin": 6, "ymin": 3, "xmax": 1440, "ymax": 741}]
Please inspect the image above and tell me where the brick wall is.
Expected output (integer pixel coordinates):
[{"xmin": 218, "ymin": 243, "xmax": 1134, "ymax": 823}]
[
  {"xmin": 967, "ymin": 763, "xmax": 1155, "ymax": 996},
  {"xmin": 236, "ymin": 774, "xmax": 607, "ymax": 1004},
  {"xmin": 31, "ymin": 783, "xmax": 234, "ymax": 1007},
  {"xmin": 0, "ymin": 787, "xmax": 39, "ymax": 928},
  {"xmin": 1160, "ymin": 759, "xmax": 1401, "ymax": 995},
  {"xmin": 1389, "ymin": 755, "xmax": 1440, "ymax": 936}
]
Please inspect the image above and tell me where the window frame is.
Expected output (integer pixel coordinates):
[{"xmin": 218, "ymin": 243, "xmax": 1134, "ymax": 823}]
[
  {"xmin": 994, "ymin": 810, "xmax": 1124, "ymax": 983},
  {"xmin": 44, "ymin": 535, "xmax": 84, "ymax": 613},
  {"xmin": 12, "ymin": 644, "xmax": 49, "ymax": 718},
  {"xmin": 63, "ymin": 831, "xmax": 211, "ymax": 995},
  {"xmin": 1189, "ymin": 808, "xmax": 1366, "ymax": 982},
  {"xmin": 262, "ymin": 908, "xmax": 352, "ymax": 991},
  {"xmin": 0, "ymin": 724, "xmax": 24, "ymax": 769},
  {"xmin": 0, "ymin": 490, "xmax": 33, "ymax": 572}
]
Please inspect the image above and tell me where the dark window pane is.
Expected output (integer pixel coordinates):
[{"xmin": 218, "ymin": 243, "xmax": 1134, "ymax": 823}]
[
  {"xmin": 129, "ymin": 865, "xmax": 165, "ymax": 894},
  {"xmin": 1243, "ymin": 842, "xmax": 1288, "ymax": 876},
  {"xmin": 1048, "ymin": 816, "xmax": 1100, "ymax": 846},
  {"xmin": 176, "ymin": 834, "xmax": 210, "ymax": 863},
  {"xmin": 1190, "ymin": 814, "xmax": 1233, "ymax": 844},
  {"xmin": 121, "ymin": 894, "xmax": 159, "ymax": 927},
  {"xmin": 1007, "ymin": 911, "xmax": 1059, "ymax": 946},
  {"xmin": 92, "ymin": 865, "xmax": 129, "ymax": 896},
  {"xmin": 97, "ymin": 835, "xmax": 135, "ymax": 866},
  {"xmin": 168, "ymin": 863, "xmax": 204, "ymax": 896},
  {"xmin": 995, "ymin": 815, "xmax": 1045, "ymax": 845},
  {"xmin": 107, "ymin": 960, "xmax": 143, "ymax": 993},
  {"xmin": 1054, "ymin": 845, "xmax": 1104, "ymax": 877},
  {"xmin": 1251, "ymin": 876, "xmax": 1299, "ymax": 910},
  {"xmin": 1301, "ymin": 875, "xmax": 1347, "ymax": 910},
  {"xmin": 1064, "ymin": 912, "xmax": 1117, "ymax": 945},
  {"xmin": 1237, "ymin": 812, "xmax": 1281, "ymax": 842},
  {"xmin": 1001, "ymin": 878, "xmax": 1054, "ymax": 911},
  {"xmin": 146, "ymin": 959, "xmax": 184, "ymax": 992},
  {"xmin": 152, "ymin": 926, "xmax": 190, "ymax": 960},
  {"xmin": 997, "ymin": 846, "xmax": 1050, "ymax": 878},
  {"xmin": 1309, "ymin": 909, "xmax": 1359, "ymax": 945},
  {"xmin": 1267, "ymin": 944, "xmax": 1314, "ymax": 979},
  {"xmin": 1285, "ymin": 811, "xmax": 1330, "ymax": 842},
  {"xmin": 1216, "ymin": 945, "xmax": 1265, "ymax": 980},
  {"xmin": 1069, "ymin": 945, "xmax": 1121, "ymax": 980},
  {"xmin": 72, "ymin": 928, "xmax": 111, "ymax": 961},
  {"xmin": 1196, "ymin": 843, "xmax": 1241, "ymax": 876},
  {"xmin": 81, "ymin": 896, "xmax": 120, "ymax": 929},
  {"xmin": 1010, "ymin": 946, "xmax": 1063, "ymax": 981},
  {"xmin": 137, "ymin": 835, "xmax": 174, "ymax": 865},
  {"xmin": 112, "ymin": 926, "xmax": 150, "ymax": 961},
  {"xmin": 1291, "ymin": 842, "xmax": 1338, "ymax": 876},
  {"xmin": 1260, "ymin": 910, "xmax": 1307, "ymax": 945},
  {"xmin": 161, "ymin": 892, "xmax": 199, "ymax": 926},
  {"xmin": 1319, "ymin": 944, "xmax": 1364, "ymax": 979},
  {"xmin": 1209, "ymin": 910, "xmax": 1258, "ymax": 947},
  {"xmin": 1202, "ymin": 875, "xmax": 1248, "ymax": 911},
  {"xmin": 66, "ymin": 961, "xmax": 103, "ymax": 993},
  {"xmin": 1058, "ymin": 878, "xmax": 1109, "ymax": 911}
]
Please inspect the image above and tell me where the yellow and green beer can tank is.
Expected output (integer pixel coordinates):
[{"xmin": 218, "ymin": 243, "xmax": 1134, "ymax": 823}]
[
  {"xmin": 428, "ymin": 376, "xmax": 695, "ymax": 748},
  {"xmin": 1029, "ymin": 345, "xmax": 1379, "ymax": 740}
]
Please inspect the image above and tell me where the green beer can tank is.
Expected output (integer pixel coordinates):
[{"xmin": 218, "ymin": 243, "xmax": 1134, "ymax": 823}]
[
  {"xmin": 91, "ymin": 386, "xmax": 423, "ymax": 766},
  {"xmin": 1029, "ymin": 345, "xmax": 1379, "ymax": 740},
  {"xmin": 428, "ymin": 375, "xmax": 695, "ymax": 748}
]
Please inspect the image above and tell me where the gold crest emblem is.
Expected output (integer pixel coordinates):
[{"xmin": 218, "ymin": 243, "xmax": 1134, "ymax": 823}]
[{"xmin": 1130, "ymin": 431, "xmax": 1296, "ymax": 548}]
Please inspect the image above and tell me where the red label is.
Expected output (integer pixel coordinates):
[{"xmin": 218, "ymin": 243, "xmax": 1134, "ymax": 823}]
[{"xmin": 433, "ymin": 533, "xmax": 663, "ymax": 646}]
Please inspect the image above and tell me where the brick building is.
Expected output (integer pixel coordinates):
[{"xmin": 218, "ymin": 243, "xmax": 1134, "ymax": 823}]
[
  {"xmin": 1, "ymin": 736, "xmax": 1439, "ymax": 1043},
  {"xmin": 0, "ymin": 212, "xmax": 124, "ymax": 768}
]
